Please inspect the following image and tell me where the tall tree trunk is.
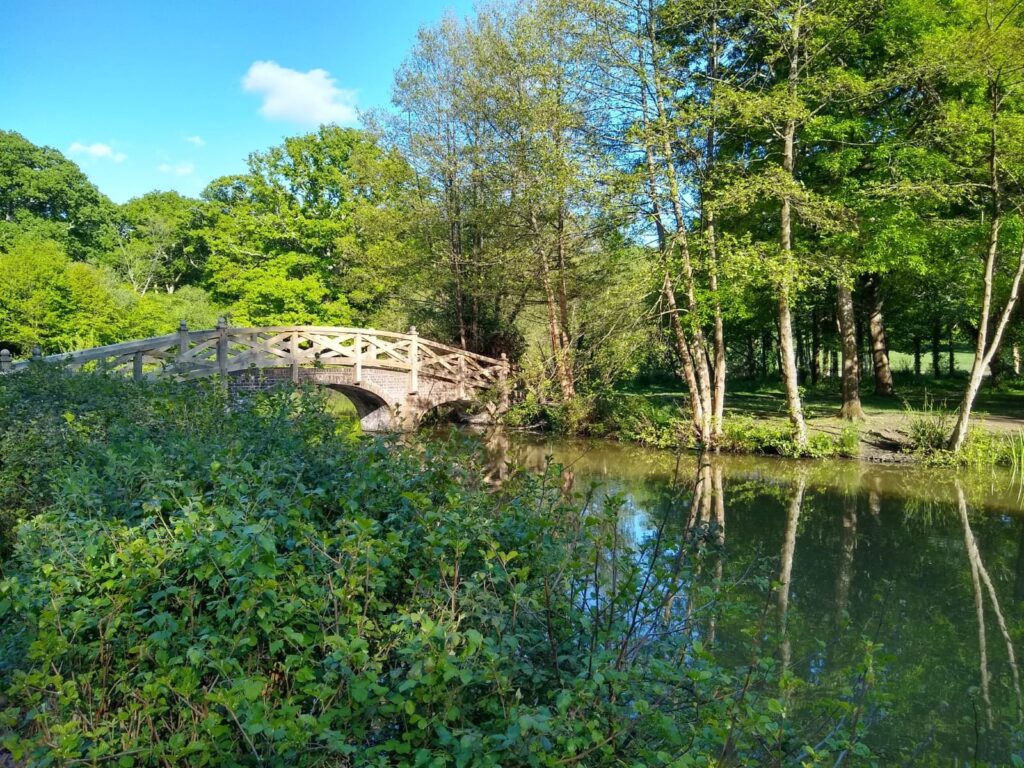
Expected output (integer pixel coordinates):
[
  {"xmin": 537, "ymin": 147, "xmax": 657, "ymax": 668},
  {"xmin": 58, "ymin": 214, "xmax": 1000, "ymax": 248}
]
[
  {"xmin": 837, "ymin": 283, "xmax": 864, "ymax": 420},
  {"xmin": 932, "ymin": 321, "xmax": 942, "ymax": 377},
  {"xmin": 948, "ymin": 325, "xmax": 955, "ymax": 376},
  {"xmin": 555, "ymin": 204, "xmax": 573, "ymax": 358},
  {"xmin": 810, "ymin": 308, "xmax": 820, "ymax": 386},
  {"xmin": 949, "ymin": 84, "xmax": 1024, "ymax": 451},
  {"xmin": 533, "ymin": 204, "xmax": 575, "ymax": 403},
  {"xmin": 834, "ymin": 494, "xmax": 857, "ymax": 627},
  {"xmin": 796, "ymin": 330, "xmax": 806, "ymax": 384},
  {"xmin": 638, "ymin": 0, "xmax": 713, "ymax": 443},
  {"xmin": 777, "ymin": 18, "xmax": 808, "ymax": 448},
  {"xmin": 866, "ymin": 273, "xmax": 895, "ymax": 396},
  {"xmin": 705, "ymin": 13, "xmax": 726, "ymax": 446},
  {"xmin": 948, "ymin": 232, "xmax": 1024, "ymax": 450},
  {"xmin": 856, "ymin": 312, "xmax": 867, "ymax": 381},
  {"xmin": 539, "ymin": 249, "xmax": 575, "ymax": 401},
  {"xmin": 445, "ymin": 171, "xmax": 467, "ymax": 349},
  {"xmin": 913, "ymin": 337, "xmax": 922, "ymax": 376}
]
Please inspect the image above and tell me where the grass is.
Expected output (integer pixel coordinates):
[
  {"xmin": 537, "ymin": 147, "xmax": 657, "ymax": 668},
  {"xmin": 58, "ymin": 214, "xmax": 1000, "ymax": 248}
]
[{"xmin": 603, "ymin": 369, "xmax": 1024, "ymax": 464}]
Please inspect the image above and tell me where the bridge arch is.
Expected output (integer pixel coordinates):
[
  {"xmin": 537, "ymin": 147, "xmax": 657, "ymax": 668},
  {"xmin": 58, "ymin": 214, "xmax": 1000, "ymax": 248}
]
[
  {"xmin": 0, "ymin": 322, "xmax": 511, "ymax": 433},
  {"xmin": 321, "ymin": 381, "xmax": 397, "ymax": 432}
]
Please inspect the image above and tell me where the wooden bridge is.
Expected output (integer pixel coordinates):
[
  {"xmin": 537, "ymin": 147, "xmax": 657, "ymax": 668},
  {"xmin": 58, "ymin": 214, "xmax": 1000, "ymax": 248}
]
[{"xmin": 0, "ymin": 320, "xmax": 510, "ymax": 432}]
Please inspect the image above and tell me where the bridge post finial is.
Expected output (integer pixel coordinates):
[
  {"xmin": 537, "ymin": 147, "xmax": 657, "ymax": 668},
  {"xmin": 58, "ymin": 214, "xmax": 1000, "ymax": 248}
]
[
  {"xmin": 408, "ymin": 326, "xmax": 419, "ymax": 395},
  {"xmin": 177, "ymin": 320, "xmax": 189, "ymax": 366},
  {"xmin": 0, "ymin": 349, "xmax": 10, "ymax": 374},
  {"xmin": 31, "ymin": 346, "xmax": 42, "ymax": 360},
  {"xmin": 216, "ymin": 317, "xmax": 229, "ymax": 384}
]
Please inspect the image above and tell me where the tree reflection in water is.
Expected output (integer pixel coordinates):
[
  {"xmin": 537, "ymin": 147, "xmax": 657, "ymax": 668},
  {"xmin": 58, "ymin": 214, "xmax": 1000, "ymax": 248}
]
[
  {"xmin": 475, "ymin": 431, "xmax": 1024, "ymax": 762},
  {"xmin": 957, "ymin": 481, "xmax": 1023, "ymax": 747}
]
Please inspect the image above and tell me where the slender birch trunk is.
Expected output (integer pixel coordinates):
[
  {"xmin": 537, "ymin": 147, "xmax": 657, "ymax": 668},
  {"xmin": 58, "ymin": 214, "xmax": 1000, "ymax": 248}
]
[
  {"xmin": 635, "ymin": 0, "xmax": 712, "ymax": 442},
  {"xmin": 705, "ymin": 14, "xmax": 726, "ymax": 445},
  {"xmin": 949, "ymin": 81, "xmax": 1024, "ymax": 450},
  {"xmin": 778, "ymin": 15, "xmax": 808, "ymax": 448}
]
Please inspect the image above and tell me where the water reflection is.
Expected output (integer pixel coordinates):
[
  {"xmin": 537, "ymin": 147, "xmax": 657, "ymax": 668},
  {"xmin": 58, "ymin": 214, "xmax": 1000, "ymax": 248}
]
[{"xmin": 479, "ymin": 432, "xmax": 1024, "ymax": 763}]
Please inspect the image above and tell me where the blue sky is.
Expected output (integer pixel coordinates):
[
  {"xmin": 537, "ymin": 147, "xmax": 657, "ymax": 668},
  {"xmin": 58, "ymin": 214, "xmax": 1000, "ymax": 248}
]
[{"xmin": 1, "ymin": 0, "xmax": 476, "ymax": 203}]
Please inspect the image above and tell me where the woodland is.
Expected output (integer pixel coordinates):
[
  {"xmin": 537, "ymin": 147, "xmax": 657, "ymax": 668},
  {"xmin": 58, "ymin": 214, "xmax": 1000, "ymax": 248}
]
[
  {"xmin": 4, "ymin": 1, "xmax": 1024, "ymax": 764},
  {"xmin": 4, "ymin": 0, "xmax": 1024, "ymax": 457}
]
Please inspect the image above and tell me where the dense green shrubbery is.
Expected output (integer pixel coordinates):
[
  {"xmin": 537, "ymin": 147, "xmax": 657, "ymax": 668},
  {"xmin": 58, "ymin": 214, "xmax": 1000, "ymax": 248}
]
[
  {"xmin": 589, "ymin": 394, "xmax": 689, "ymax": 449},
  {"xmin": 502, "ymin": 388, "xmax": 595, "ymax": 436},
  {"xmin": 902, "ymin": 396, "xmax": 1024, "ymax": 468},
  {"xmin": 721, "ymin": 417, "xmax": 859, "ymax": 459},
  {"xmin": 0, "ymin": 369, "xmax": 868, "ymax": 765}
]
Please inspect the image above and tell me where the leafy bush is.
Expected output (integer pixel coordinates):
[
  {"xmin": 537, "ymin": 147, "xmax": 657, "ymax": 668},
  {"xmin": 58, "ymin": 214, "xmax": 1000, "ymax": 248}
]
[
  {"xmin": 721, "ymin": 417, "xmax": 859, "ymax": 459},
  {"xmin": 503, "ymin": 390, "xmax": 594, "ymax": 435},
  {"xmin": 902, "ymin": 395, "xmax": 1024, "ymax": 467},
  {"xmin": 0, "ymin": 368, "xmax": 867, "ymax": 765},
  {"xmin": 590, "ymin": 394, "xmax": 689, "ymax": 449},
  {"xmin": 903, "ymin": 395, "xmax": 953, "ymax": 455}
]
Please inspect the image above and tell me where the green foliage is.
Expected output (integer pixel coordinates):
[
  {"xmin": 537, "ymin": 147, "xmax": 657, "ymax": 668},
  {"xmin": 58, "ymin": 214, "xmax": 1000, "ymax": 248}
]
[
  {"xmin": 503, "ymin": 388, "xmax": 595, "ymax": 435},
  {"xmin": 722, "ymin": 417, "xmax": 859, "ymax": 459},
  {"xmin": 125, "ymin": 285, "xmax": 223, "ymax": 339},
  {"xmin": 0, "ymin": 130, "xmax": 117, "ymax": 262},
  {"xmin": 904, "ymin": 395, "xmax": 955, "ymax": 456},
  {"xmin": 112, "ymin": 190, "xmax": 204, "ymax": 293},
  {"xmin": 194, "ymin": 126, "xmax": 417, "ymax": 327},
  {"xmin": 0, "ymin": 371, "xmax": 868, "ymax": 765},
  {"xmin": 903, "ymin": 395, "xmax": 1024, "ymax": 467},
  {"xmin": 0, "ymin": 238, "xmax": 126, "ymax": 352},
  {"xmin": 591, "ymin": 394, "xmax": 690, "ymax": 449}
]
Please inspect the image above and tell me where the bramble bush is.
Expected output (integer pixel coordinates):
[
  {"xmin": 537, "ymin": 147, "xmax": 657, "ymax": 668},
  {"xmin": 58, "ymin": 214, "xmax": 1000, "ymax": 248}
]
[{"xmin": 0, "ymin": 368, "xmax": 869, "ymax": 766}]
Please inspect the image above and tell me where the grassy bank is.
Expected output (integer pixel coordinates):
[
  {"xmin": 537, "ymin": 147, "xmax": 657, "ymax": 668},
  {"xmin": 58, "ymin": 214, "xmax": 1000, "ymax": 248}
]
[{"xmin": 534, "ymin": 372, "xmax": 1024, "ymax": 465}]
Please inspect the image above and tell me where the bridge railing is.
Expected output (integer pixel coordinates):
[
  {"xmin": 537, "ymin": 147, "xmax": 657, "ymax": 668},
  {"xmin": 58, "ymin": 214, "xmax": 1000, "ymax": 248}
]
[{"xmin": 0, "ymin": 321, "xmax": 510, "ymax": 401}]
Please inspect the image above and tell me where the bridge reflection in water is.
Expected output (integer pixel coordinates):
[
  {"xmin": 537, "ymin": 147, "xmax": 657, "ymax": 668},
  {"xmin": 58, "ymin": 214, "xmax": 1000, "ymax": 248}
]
[{"xmin": 0, "ymin": 320, "xmax": 510, "ymax": 432}]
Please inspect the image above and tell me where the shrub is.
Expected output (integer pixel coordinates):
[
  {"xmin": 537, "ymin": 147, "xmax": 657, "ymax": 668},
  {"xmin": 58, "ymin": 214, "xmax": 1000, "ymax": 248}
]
[
  {"xmin": 591, "ymin": 394, "xmax": 689, "ymax": 449},
  {"xmin": 903, "ymin": 394, "xmax": 952, "ymax": 455},
  {"xmin": 0, "ymin": 368, "xmax": 866, "ymax": 765},
  {"xmin": 721, "ymin": 417, "xmax": 859, "ymax": 459}
]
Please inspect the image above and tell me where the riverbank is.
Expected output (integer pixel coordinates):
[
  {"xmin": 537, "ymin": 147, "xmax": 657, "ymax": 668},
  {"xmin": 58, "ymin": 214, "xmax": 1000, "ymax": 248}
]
[
  {"xmin": 577, "ymin": 373, "xmax": 1024, "ymax": 466},
  {"xmin": 0, "ymin": 368, "xmax": 874, "ymax": 765}
]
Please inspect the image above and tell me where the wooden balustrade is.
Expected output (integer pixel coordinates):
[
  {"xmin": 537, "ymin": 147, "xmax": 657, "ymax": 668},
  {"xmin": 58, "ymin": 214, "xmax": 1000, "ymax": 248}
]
[{"xmin": 0, "ymin": 323, "xmax": 512, "ymax": 404}]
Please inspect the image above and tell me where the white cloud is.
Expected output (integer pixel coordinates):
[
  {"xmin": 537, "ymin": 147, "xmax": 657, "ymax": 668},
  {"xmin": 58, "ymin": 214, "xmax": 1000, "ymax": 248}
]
[
  {"xmin": 242, "ymin": 60, "xmax": 357, "ymax": 125},
  {"xmin": 68, "ymin": 141, "xmax": 126, "ymax": 163},
  {"xmin": 158, "ymin": 162, "xmax": 195, "ymax": 176},
  {"xmin": 185, "ymin": 135, "xmax": 205, "ymax": 147}
]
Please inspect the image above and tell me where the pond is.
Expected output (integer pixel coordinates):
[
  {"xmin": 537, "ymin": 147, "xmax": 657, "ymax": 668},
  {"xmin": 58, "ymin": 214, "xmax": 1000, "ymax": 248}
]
[{"xmin": 479, "ymin": 431, "xmax": 1024, "ymax": 764}]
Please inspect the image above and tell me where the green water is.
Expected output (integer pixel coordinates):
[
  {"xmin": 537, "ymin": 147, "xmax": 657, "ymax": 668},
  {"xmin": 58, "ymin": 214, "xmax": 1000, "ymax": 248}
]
[{"xmin": 486, "ymin": 432, "xmax": 1024, "ymax": 764}]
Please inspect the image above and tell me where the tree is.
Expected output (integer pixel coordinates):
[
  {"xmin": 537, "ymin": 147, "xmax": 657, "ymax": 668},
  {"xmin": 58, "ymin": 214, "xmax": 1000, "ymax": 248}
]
[
  {"xmin": 193, "ymin": 127, "xmax": 417, "ymax": 327},
  {"xmin": 115, "ymin": 191, "xmax": 203, "ymax": 295},
  {"xmin": 392, "ymin": 3, "xmax": 622, "ymax": 411},
  {"xmin": 0, "ymin": 238, "xmax": 125, "ymax": 352},
  {"xmin": 918, "ymin": 0, "xmax": 1024, "ymax": 451},
  {"xmin": 0, "ymin": 131, "xmax": 117, "ymax": 262}
]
